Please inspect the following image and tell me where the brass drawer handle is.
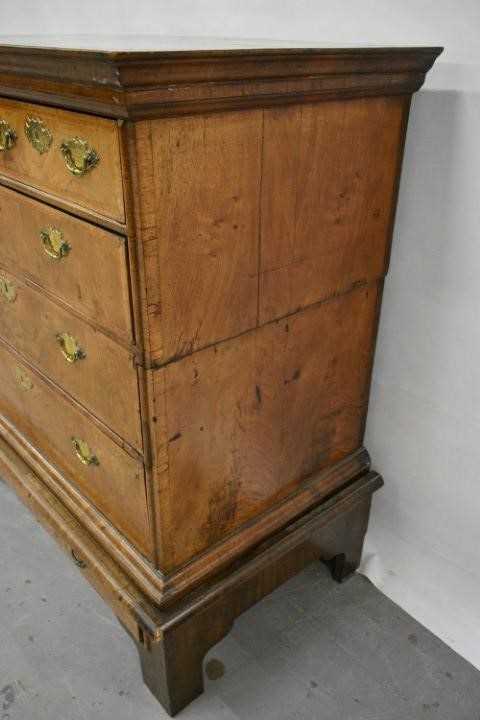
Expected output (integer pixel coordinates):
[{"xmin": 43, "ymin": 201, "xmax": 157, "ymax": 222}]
[
  {"xmin": 15, "ymin": 366, "xmax": 33, "ymax": 391},
  {"xmin": 60, "ymin": 137, "xmax": 100, "ymax": 176},
  {"xmin": 41, "ymin": 226, "xmax": 70, "ymax": 261},
  {"xmin": 71, "ymin": 549, "xmax": 87, "ymax": 568},
  {"xmin": 56, "ymin": 332, "xmax": 86, "ymax": 364},
  {"xmin": 25, "ymin": 116, "xmax": 53, "ymax": 154},
  {"xmin": 0, "ymin": 276, "xmax": 17, "ymax": 303},
  {"xmin": 71, "ymin": 437, "xmax": 99, "ymax": 467},
  {"xmin": 0, "ymin": 119, "xmax": 16, "ymax": 151}
]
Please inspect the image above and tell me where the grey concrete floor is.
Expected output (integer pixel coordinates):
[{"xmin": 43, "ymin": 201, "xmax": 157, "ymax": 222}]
[{"xmin": 1, "ymin": 478, "xmax": 480, "ymax": 720}]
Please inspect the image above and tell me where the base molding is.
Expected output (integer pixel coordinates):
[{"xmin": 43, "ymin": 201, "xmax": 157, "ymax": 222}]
[
  {"xmin": 128, "ymin": 471, "xmax": 382, "ymax": 715},
  {"xmin": 0, "ymin": 428, "xmax": 382, "ymax": 714},
  {"xmin": 0, "ymin": 411, "xmax": 372, "ymax": 606}
]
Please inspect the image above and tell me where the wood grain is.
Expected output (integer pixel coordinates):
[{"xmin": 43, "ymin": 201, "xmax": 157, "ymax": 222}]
[
  {"xmin": 151, "ymin": 283, "xmax": 381, "ymax": 570},
  {"xmin": 0, "ymin": 97, "xmax": 125, "ymax": 221},
  {"xmin": 0, "ymin": 339, "xmax": 152, "ymax": 557},
  {"xmin": 134, "ymin": 112, "xmax": 263, "ymax": 362},
  {"xmin": 134, "ymin": 97, "xmax": 409, "ymax": 367},
  {"xmin": 260, "ymin": 96, "xmax": 408, "ymax": 321},
  {"xmin": 0, "ymin": 184, "xmax": 132, "ymax": 340},
  {"xmin": 0, "ymin": 270, "xmax": 142, "ymax": 451}
]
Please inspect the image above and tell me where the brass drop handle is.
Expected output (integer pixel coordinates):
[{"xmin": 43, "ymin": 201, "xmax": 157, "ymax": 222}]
[
  {"xmin": 0, "ymin": 276, "xmax": 17, "ymax": 303},
  {"xmin": 60, "ymin": 137, "xmax": 100, "ymax": 176},
  {"xmin": 71, "ymin": 437, "xmax": 99, "ymax": 467},
  {"xmin": 56, "ymin": 332, "xmax": 86, "ymax": 364},
  {"xmin": 41, "ymin": 226, "xmax": 70, "ymax": 261},
  {"xmin": 0, "ymin": 119, "xmax": 17, "ymax": 151}
]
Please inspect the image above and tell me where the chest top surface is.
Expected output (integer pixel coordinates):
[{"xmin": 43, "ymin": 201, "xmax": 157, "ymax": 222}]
[{"xmin": 0, "ymin": 37, "xmax": 442, "ymax": 119}]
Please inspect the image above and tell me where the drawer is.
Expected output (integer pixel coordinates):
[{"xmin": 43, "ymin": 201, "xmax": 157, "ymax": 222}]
[
  {"xmin": 0, "ymin": 98, "xmax": 124, "ymax": 222},
  {"xmin": 0, "ymin": 341, "xmax": 152, "ymax": 558},
  {"xmin": 0, "ymin": 185, "xmax": 132, "ymax": 340},
  {"xmin": 0, "ymin": 271, "xmax": 142, "ymax": 451}
]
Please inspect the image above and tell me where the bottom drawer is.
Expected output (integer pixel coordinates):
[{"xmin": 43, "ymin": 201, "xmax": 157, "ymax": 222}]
[{"xmin": 0, "ymin": 341, "xmax": 152, "ymax": 559}]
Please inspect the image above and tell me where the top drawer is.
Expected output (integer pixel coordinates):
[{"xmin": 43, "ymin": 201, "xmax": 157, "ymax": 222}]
[{"xmin": 0, "ymin": 98, "xmax": 124, "ymax": 223}]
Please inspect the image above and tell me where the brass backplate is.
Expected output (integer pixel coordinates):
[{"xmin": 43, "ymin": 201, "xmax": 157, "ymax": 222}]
[
  {"xmin": 41, "ymin": 226, "xmax": 70, "ymax": 260},
  {"xmin": 25, "ymin": 116, "xmax": 53, "ymax": 154}
]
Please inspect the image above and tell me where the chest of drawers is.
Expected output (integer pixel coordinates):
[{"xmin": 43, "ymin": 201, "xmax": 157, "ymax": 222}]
[{"xmin": 0, "ymin": 40, "xmax": 441, "ymax": 715}]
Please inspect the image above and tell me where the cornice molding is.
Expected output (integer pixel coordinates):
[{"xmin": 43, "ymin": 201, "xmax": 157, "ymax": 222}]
[{"xmin": 0, "ymin": 45, "xmax": 443, "ymax": 119}]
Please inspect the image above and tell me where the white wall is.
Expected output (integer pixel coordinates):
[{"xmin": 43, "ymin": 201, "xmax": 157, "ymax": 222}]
[{"xmin": 4, "ymin": 0, "xmax": 480, "ymax": 667}]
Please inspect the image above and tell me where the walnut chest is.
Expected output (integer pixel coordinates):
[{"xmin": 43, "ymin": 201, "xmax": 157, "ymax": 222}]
[{"xmin": 0, "ymin": 39, "xmax": 441, "ymax": 715}]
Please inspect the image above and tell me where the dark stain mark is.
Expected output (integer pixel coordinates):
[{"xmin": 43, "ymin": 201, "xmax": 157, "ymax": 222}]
[
  {"xmin": 233, "ymin": 224, "xmax": 238, "ymax": 230},
  {"xmin": 25, "ymin": 579, "xmax": 31, "ymax": 585},
  {"xmin": 193, "ymin": 368, "xmax": 199, "ymax": 381},
  {"xmin": 205, "ymin": 658, "xmax": 225, "ymax": 681},
  {"xmin": 255, "ymin": 385, "xmax": 262, "ymax": 405},
  {"xmin": 422, "ymin": 701, "xmax": 440, "ymax": 711},
  {"xmin": 310, "ymin": 680, "xmax": 318, "ymax": 688},
  {"xmin": 204, "ymin": 471, "xmax": 240, "ymax": 543},
  {"xmin": 200, "ymin": 426, "xmax": 204, "ymax": 432},
  {"xmin": 444, "ymin": 671, "xmax": 453, "ymax": 679},
  {"xmin": 1, "ymin": 685, "xmax": 15, "ymax": 711},
  {"xmin": 285, "ymin": 323, "xmax": 289, "ymax": 332},
  {"xmin": 351, "ymin": 278, "xmax": 368, "ymax": 291},
  {"xmin": 152, "ymin": 416, "xmax": 157, "ymax": 423},
  {"xmin": 169, "ymin": 432, "xmax": 182, "ymax": 443},
  {"xmin": 41, "ymin": 597, "xmax": 47, "ymax": 603},
  {"xmin": 28, "ymin": 635, "xmax": 34, "ymax": 643},
  {"xmin": 408, "ymin": 633, "xmax": 418, "ymax": 646},
  {"xmin": 284, "ymin": 369, "xmax": 301, "ymax": 385},
  {"xmin": 372, "ymin": 208, "xmax": 381, "ymax": 219}
]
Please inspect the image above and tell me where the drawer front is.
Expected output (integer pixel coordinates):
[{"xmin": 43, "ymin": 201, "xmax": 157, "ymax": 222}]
[
  {"xmin": 0, "ymin": 185, "xmax": 132, "ymax": 340},
  {"xmin": 0, "ymin": 98, "xmax": 124, "ymax": 222},
  {"xmin": 0, "ymin": 342, "xmax": 152, "ymax": 558},
  {"xmin": 0, "ymin": 271, "xmax": 142, "ymax": 451}
]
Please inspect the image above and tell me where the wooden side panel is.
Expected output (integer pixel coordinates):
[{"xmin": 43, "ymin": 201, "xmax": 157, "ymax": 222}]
[
  {"xmin": 0, "ymin": 341, "xmax": 152, "ymax": 558},
  {"xmin": 0, "ymin": 97, "xmax": 125, "ymax": 222},
  {"xmin": 0, "ymin": 185, "xmax": 132, "ymax": 340},
  {"xmin": 135, "ymin": 111, "xmax": 263, "ymax": 362},
  {"xmin": 152, "ymin": 283, "xmax": 380, "ymax": 571},
  {"xmin": 136, "ymin": 98, "xmax": 406, "ymax": 366},
  {"xmin": 260, "ymin": 96, "xmax": 406, "ymax": 322}
]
